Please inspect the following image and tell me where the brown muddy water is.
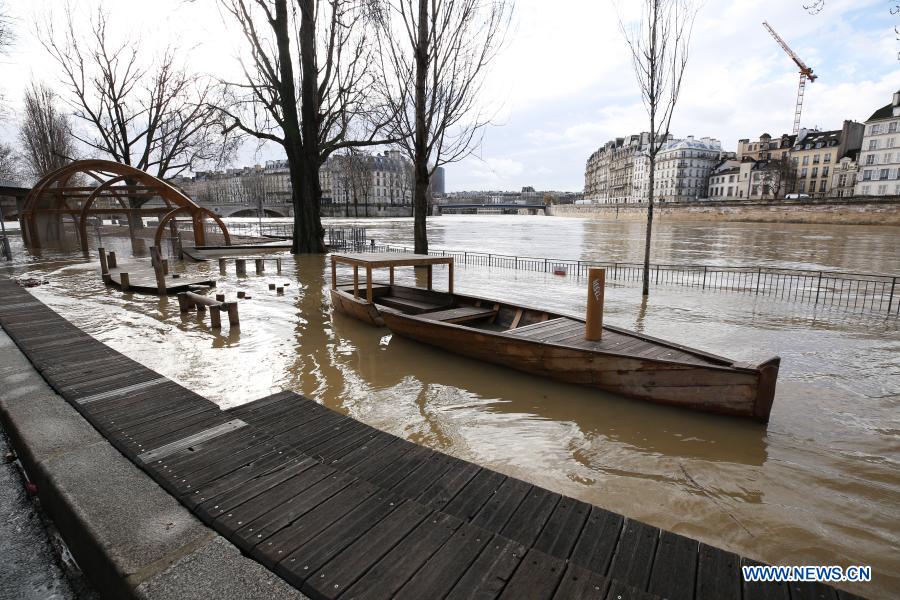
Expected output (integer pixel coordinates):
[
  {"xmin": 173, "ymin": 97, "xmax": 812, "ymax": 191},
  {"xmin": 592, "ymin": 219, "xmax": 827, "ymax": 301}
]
[{"xmin": 2, "ymin": 216, "xmax": 898, "ymax": 598}]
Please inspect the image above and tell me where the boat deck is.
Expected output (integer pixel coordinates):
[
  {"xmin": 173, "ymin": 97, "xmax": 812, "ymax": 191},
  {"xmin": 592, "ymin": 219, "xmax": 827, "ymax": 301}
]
[
  {"xmin": 506, "ymin": 317, "xmax": 720, "ymax": 366},
  {"xmin": 0, "ymin": 278, "xmax": 858, "ymax": 599}
]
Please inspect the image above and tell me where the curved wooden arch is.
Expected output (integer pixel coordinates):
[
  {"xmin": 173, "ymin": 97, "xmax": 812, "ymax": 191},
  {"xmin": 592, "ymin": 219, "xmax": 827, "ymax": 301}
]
[
  {"xmin": 154, "ymin": 206, "xmax": 231, "ymax": 249},
  {"xmin": 21, "ymin": 159, "xmax": 230, "ymax": 249}
]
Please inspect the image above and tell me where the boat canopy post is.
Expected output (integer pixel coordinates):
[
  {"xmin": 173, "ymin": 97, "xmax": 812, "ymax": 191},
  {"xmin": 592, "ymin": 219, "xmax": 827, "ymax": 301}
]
[{"xmin": 585, "ymin": 267, "xmax": 605, "ymax": 341}]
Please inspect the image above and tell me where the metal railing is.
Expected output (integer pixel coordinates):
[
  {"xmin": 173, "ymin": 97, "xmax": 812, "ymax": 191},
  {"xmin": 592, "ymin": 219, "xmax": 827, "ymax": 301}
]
[{"xmin": 358, "ymin": 242, "xmax": 899, "ymax": 317}]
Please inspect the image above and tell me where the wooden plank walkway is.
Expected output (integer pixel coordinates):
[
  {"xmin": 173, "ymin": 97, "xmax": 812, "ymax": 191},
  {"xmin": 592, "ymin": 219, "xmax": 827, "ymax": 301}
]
[{"xmin": 0, "ymin": 278, "xmax": 866, "ymax": 600}]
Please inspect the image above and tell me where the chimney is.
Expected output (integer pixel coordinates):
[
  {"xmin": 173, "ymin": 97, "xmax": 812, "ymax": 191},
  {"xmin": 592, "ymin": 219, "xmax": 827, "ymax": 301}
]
[{"xmin": 894, "ymin": 90, "xmax": 900, "ymax": 106}]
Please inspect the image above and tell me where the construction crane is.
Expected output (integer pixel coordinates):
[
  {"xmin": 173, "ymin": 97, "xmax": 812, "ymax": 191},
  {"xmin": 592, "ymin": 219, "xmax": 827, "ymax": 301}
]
[{"xmin": 762, "ymin": 21, "xmax": 817, "ymax": 135}]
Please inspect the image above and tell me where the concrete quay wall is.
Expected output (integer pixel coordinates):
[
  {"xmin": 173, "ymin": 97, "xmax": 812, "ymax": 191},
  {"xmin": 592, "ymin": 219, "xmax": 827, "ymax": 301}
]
[{"xmin": 547, "ymin": 197, "xmax": 900, "ymax": 226}]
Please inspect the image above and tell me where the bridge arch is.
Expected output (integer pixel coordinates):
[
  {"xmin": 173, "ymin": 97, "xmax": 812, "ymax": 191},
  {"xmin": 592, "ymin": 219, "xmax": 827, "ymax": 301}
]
[
  {"xmin": 225, "ymin": 207, "xmax": 287, "ymax": 218},
  {"xmin": 21, "ymin": 159, "xmax": 230, "ymax": 250}
]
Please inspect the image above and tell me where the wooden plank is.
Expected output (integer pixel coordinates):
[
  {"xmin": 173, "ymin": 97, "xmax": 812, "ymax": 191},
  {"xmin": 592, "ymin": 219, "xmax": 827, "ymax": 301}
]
[
  {"xmin": 326, "ymin": 430, "xmax": 399, "ymax": 471},
  {"xmin": 695, "ymin": 543, "xmax": 741, "ymax": 600},
  {"xmin": 647, "ymin": 530, "xmax": 698, "ymax": 600},
  {"xmin": 394, "ymin": 525, "xmax": 495, "ymax": 600},
  {"xmin": 470, "ymin": 478, "xmax": 532, "ymax": 534},
  {"xmin": 500, "ymin": 486, "xmax": 560, "ymax": 548},
  {"xmin": 252, "ymin": 479, "xmax": 380, "ymax": 568},
  {"xmin": 604, "ymin": 579, "xmax": 664, "ymax": 600},
  {"xmin": 416, "ymin": 461, "xmax": 481, "ymax": 510},
  {"xmin": 569, "ymin": 507, "xmax": 624, "ymax": 574},
  {"xmin": 340, "ymin": 511, "xmax": 463, "ymax": 600},
  {"xmin": 276, "ymin": 493, "xmax": 405, "ymax": 589},
  {"xmin": 553, "ymin": 564, "xmax": 611, "ymax": 600},
  {"xmin": 607, "ymin": 519, "xmax": 659, "ymax": 590},
  {"xmin": 533, "ymin": 496, "xmax": 591, "ymax": 560},
  {"xmin": 445, "ymin": 535, "xmax": 528, "ymax": 600},
  {"xmin": 188, "ymin": 453, "xmax": 310, "ymax": 514},
  {"xmin": 498, "ymin": 548, "xmax": 566, "ymax": 599},
  {"xmin": 420, "ymin": 306, "xmax": 498, "ymax": 323},
  {"xmin": 212, "ymin": 463, "xmax": 335, "ymax": 537},
  {"xmin": 787, "ymin": 582, "xmax": 839, "ymax": 600},
  {"xmin": 304, "ymin": 501, "xmax": 433, "ymax": 599},
  {"xmin": 741, "ymin": 558, "xmax": 790, "ymax": 600},
  {"xmin": 442, "ymin": 469, "xmax": 508, "ymax": 521}
]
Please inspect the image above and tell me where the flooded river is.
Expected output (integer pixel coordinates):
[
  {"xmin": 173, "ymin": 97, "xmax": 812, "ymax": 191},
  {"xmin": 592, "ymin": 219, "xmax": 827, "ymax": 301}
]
[{"xmin": 2, "ymin": 216, "xmax": 898, "ymax": 598}]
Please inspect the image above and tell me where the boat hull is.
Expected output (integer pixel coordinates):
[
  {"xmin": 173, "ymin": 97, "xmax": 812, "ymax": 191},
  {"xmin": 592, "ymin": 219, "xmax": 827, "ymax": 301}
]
[
  {"xmin": 330, "ymin": 288, "xmax": 385, "ymax": 326},
  {"xmin": 382, "ymin": 311, "xmax": 779, "ymax": 421}
]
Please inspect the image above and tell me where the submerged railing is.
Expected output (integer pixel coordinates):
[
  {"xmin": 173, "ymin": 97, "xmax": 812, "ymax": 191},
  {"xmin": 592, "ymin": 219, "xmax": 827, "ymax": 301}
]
[{"xmin": 358, "ymin": 242, "xmax": 899, "ymax": 317}]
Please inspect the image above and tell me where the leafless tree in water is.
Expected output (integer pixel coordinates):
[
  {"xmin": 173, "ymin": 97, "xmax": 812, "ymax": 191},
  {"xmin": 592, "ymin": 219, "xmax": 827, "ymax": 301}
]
[
  {"xmin": 19, "ymin": 83, "xmax": 76, "ymax": 179},
  {"xmin": 620, "ymin": 0, "xmax": 697, "ymax": 297},
  {"xmin": 372, "ymin": 0, "xmax": 511, "ymax": 253},
  {"xmin": 217, "ymin": 0, "xmax": 393, "ymax": 253}
]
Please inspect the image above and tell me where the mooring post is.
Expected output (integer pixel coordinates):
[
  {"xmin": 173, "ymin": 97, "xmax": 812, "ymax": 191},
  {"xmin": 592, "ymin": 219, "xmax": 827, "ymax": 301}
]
[
  {"xmin": 585, "ymin": 268, "xmax": 605, "ymax": 341},
  {"xmin": 219, "ymin": 258, "xmax": 227, "ymax": 275},
  {"xmin": 235, "ymin": 259, "xmax": 247, "ymax": 275},
  {"xmin": 209, "ymin": 305, "xmax": 222, "ymax": 329},
  {"xmin": 150, "ymin": 246, "xmax": 166, "ymax": 296},
  {"xmin": 177, "ymin": 292, "xmax": 192, "ymax": 313},
  {"xmin": 269, "ymin": 283, "xmax": 276, "ymax": 290},
  {"xmin": 276, "ymin": 286, "xmax": 284, "ymax": 295},
  {"xmin": 216, "ymin": 293, "xmax": 225, "ymax": 302},
  {"xmin": 224, "ymin": 301, "xmax": 239, "ymax": 327},
  {"xmin": 120, "ymin": 272, "xmax": 130, "ymax": 292},
  {"xmin": 255, "ymin": 258, "xmax": 264, "ymax": 274},
  {"xmin": 107, "ymin": 251, "xmax": 117, "ymax": 269},
  {"xmin": 98, "ymin": 247, "xmax": 111, "ymax": 283},
  {"xmin": 237, "ymin": 291, "xmax": 246, "ymax": 299},
  {"xmin": 276, "ymin": 258, "xmax": 282, "ymax": 274}
]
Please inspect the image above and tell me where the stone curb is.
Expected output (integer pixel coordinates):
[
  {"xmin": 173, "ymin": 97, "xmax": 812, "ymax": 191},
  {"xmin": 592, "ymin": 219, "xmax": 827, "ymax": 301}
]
[{"xmin": 0, "ymin": 328, "xmax": 306, "ymax": 600}]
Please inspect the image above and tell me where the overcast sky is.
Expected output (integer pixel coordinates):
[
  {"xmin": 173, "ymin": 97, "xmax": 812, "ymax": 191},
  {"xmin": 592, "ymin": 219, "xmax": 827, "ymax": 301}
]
[{"xmin": 1, "ymin": 0, "xmax": 898, "ymax": 192}]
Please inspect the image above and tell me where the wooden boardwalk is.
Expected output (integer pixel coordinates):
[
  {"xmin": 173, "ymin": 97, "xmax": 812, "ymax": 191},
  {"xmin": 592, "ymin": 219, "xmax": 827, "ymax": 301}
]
[{"xmin": 0, "ymin": 278, "xmax": 865, "ymax": 600}]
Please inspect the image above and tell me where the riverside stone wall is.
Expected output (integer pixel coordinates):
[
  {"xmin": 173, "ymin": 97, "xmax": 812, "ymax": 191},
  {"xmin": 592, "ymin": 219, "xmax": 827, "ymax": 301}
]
[{"xmin": 547, "ymin": 197, "xmax": 900, "ymax": 226}]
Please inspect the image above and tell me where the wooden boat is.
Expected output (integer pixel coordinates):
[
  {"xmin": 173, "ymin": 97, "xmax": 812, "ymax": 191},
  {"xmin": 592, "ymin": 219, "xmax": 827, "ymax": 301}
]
[{"xmin": 329, "ymin": 253, "xmax": 780, "ymax": 421}]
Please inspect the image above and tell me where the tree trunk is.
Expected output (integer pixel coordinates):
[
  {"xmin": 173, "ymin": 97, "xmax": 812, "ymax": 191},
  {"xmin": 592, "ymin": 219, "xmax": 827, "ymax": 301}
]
[
  {"xmin": 412, "ymin": 0, "xmax": 429, "ymax": 254},
  {"xmin": 294, "ymin": 0, "xmax": 326, "ymax": 253},
  {"xmin": 642, "ymin": 153, "xmax": 655, "ymax": 296}
]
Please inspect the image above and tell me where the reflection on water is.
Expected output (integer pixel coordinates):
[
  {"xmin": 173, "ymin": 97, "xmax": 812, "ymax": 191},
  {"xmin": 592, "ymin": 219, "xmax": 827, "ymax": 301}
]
[{"xmin": 2, "ymin": 217, "xmax": 898, "ymax": 598}]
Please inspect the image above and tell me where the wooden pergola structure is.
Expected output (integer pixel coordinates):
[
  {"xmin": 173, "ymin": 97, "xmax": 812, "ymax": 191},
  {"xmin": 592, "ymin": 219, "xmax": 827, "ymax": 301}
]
[{"xmin": 20, "ymin": 159, "xmax": 230, "ymax": 251}]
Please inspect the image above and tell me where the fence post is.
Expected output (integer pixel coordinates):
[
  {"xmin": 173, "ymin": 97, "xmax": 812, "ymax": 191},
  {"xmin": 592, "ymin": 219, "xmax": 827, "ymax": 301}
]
[
  {"xmin": 655, "ymin": 265, "xmax": 660, "ymax": 285},
  {"xmin": 814, "ymin": 271, "xmax": 823, "ymax": 304},
  {"xmin": 544, "ymin": 258, "xmax": 548, "ymax": 273},
  {"xmin": 613, "ymin": 263, "xmax": 618, "ymax": 280},
  {"xmin": 702, "ymin": 266, "xmax": 707, "ymax": 290},
  {"xmin": 755, "ymin": 267, "xmax": 762, "ymax": 295},
  {"xmin": 488, "ymin": 253, "xmax": 492, "ymax": 267},
  {"xmin": 888, "ymin": 277, "xmax": 897, "ymax": 314}
]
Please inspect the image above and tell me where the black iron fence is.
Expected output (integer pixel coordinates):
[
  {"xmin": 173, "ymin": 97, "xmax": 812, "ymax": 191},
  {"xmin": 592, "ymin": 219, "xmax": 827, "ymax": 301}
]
[{"xmin": 357, "ymin": 242, "xmax": 899, "ymax": 317}]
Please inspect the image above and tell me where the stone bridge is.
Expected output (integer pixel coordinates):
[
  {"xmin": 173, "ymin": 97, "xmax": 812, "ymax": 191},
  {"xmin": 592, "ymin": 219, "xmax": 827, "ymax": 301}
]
[{"xmin": 198, "ymin": 201, "xmax": 294, "ymax": 219}]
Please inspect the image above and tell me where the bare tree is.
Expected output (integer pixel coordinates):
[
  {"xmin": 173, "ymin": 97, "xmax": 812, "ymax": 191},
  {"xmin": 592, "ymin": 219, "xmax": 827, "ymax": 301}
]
[
  {"xmin": 217, "ymin": 0, "xmax": 392, "ymax": 253},
  {"xmin": 40, "ymin": 6, "xmax": 235, "ymax": 181},
  {"xmin": 0, "ymin": 143, "xmax": 21, "ymax": 184},
  {"xmin": 374, "ymin": 0, "xmax": 511, "ymax": 253},
  {"xmin": 620, "ymin": 0, "xmax": 696, "ymax": 296},
  {"xmin": 346, "ymin": 149, "xmax": 374, "ymax": 217},
  {"xmin": 19, "ymin": 83, "xmax": 76, "ymax": 179}
]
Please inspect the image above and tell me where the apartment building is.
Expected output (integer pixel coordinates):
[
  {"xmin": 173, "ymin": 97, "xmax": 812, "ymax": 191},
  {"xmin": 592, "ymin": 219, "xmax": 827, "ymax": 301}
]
[
  {"xmin": 654, "ymin": 136, "xmax": 724, "ymax": 202},
  {"xmin": 736, "ymin": 133, "xmax": 795, "ymax": 161},
  {"xmin": 856, "ymin": 90, "xmax": 900, "ymax": 196},
  {"xmin": 790, "ymin": 121, "xmax": 864, "ymax": 197}
]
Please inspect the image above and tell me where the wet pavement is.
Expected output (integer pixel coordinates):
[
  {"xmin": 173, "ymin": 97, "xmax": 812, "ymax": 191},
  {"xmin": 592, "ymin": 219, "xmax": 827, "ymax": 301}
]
[{"xmin": 0, "ymin": 427, "xmax": 95, "ymax": 600}]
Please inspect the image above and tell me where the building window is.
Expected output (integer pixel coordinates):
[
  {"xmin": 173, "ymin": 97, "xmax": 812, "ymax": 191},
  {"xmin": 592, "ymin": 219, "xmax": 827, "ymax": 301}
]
[
  {"xmin": 880, "ymin": 169, "xmax": 889, "ymax": 180},
  {"xmin": 838, "ymin": 174, "xmax": 847, "ymax": 186},
  {"xmin": 812, "ymin": 154, "xmax": 820, "ymax": 164},
  {"xmin": 802, "ymin": 156, "xmax": 809, "ymax": 165},
  {"xmin": 868, "ymin": 140, "xmax": 878, "ymax": 151},
  {"xmin": 801, "ymin": 168, "xmax": 808, "ymax": 177},
  {"xmin": 822, "ymin": 166, "xmax": 829, "ymax": 177},
  {"xmin": 877, "ymin": 184, "xmax": 887, "ymax": 195},
  {"xmin": 727, "ymin": 186, "xmax": 733, "ymax": 196},
  {"xmin": 862, "ymin": 170, "xmax": 872, "ymax": 180},
  {"xmin": 866, "ymin": 154, "xmax": 876, "ymax": 165},
  {"xmin": 861, "ymin": 185, "xmax": 870, "ymax": 194},
  {"xmin": 798, "ymin": 181, "xmax": 805, "ymax": 192},
  {"xmin": 819, "ymin": 180, "xmax": 827, "ymax": 192},
  {"xmin": 811, "ymin": 167, "xmax": 818, "ymax": 178},
  {"xmin": 823, "ymin": 154, "xmax": 831, "ymax": 163},
  {"xmin": 885, "ymin": 153, "xmax": 893, "ymax": 164},
  {"xmin": 889, "ymin": 138, "xmax": 897, "ymax": 149},
  {"xmin": 728, "ymin": 175, "xmax": 734, "ymax": 183},
  {"xmin": 890, "ymin": 121, "xmax": 898, "ymax": 133}
]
